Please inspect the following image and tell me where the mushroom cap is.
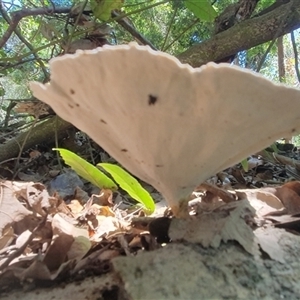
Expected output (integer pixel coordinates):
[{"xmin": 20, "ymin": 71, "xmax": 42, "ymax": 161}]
[{"xmin": 30, "ymin": 43, "xmax": 300, "ymax": 212}]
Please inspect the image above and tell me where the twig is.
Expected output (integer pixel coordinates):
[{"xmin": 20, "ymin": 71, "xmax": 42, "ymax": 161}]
[
  {"xmin": 2, "ymin": 101, "xmax": 17, "ymax": 128},
  {"xmin": 64, "ymin": 0, "xmax": 88, "ymax": 53},
  {"xmin": 0, "ymin": 2, "xmax": 49, "ymax": 79},
  {"xmin": 256, "ymin": 0, "xmax": 295, "ymax": 72},
  {"xmin": 110, "ymin": 0, "xmax": 169, "ymax": 23},
  {"xmin": 256, "ymin": 39, "xmax": 277, "ymax": 72},
  {"xmin": 290, "ymin": 30, "xmax": 300, "ymax": 83},
  {"xmin": 161, "ymin": 6, "xmax": 178, "ymax": 51},
  {"xmin": 112, "ymin": 11, "xmax": 157, "ymax": 50},
  {"xmin": 164, "ymin": 19, "xmax": 198, "ymax": 52},
  {"xmin": 0, "ymin": 57, "xmax": 36, "ymax": 70},
  {"xmin": 13, "ymin": 117, "xmax": 39, "ymax": 177},
  {"xmin": 0, "ymin": 3, "xmax": 70, "ymax": 49}
]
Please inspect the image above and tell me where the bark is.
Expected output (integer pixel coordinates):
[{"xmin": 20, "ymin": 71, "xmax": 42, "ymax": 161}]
[
  {"xmin": 277, "ymin": 36, "xmax": 289, "ymax": 142},
  {"xmin": 277, "ymin": 36, "xmax": 285, "ymax": 82},
  {"xmin": 0, "ymin": 116, "xmax": 72, "ymax": 163},
  {"xmin": 177, "ymin": 1, "xmax": 300, "ymax": 67}
]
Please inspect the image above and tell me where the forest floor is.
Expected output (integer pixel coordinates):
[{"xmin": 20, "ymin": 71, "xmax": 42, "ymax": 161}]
[{"xmin": 1, "ymin": 142, "xmax": 300, "ymax": 299}]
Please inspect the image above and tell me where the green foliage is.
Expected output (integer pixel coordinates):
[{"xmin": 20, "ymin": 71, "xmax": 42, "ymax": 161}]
[
  {"xmin": 98, "ymin": 163, "xmax": 155, "ymax": 214},
  {"xmin": 184, "ymin": 0, "xmax": 217, "ymax": 22},
  {"xmin": 270, "ymin": 143, "xmax": 279, "ymax": 153},
  {"xmin": 293, "ymin": 135, "xmax": 300, "ymax": 147},
  {"xmin": 120, "ymin": 0, "xmax": 212, "ymax": 54},
  {"xmin": 0, "ymin": 87, "xmax": 5, "ymax": 97},
  {"xmin": 54, "ymin": 148, "xmax": 155, "ymax": 214},
  {"xmin": 240, "ymin": 158, "xmax": 249, "ymax": 172},
  {"xmin": 54, "ymin": 148, "xmax": 117, "ymax": 189},
  {"xmin": 90, "ymin": 0, "xmax": 124, "ymax": 21}
]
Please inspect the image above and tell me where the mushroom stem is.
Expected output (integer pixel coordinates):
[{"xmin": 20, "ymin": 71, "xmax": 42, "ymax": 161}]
[{"xmin": 171, "ymin": 198, "xmax": 190, "ymax": 218}]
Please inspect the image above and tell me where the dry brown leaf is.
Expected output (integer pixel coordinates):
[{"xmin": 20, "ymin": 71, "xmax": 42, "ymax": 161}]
[
  {"xmin": 97, "ymin": 205, "xmax": 115, "ymax": 217},
  {"xmin": 0, "ymin": 226, "xmax": 14, "ymax": 251},
  {"xmin": 63, "ymin": 39, "xmax": 99, "ymax": 53},
  {"xmin": 275, "ymin": 181, "xmax": 300, "ymax": 214},
  {"xmin": 67, "ymin": 199, "xmax": 84, "ymax": 214},
  {"xmin": 14, "ymin": 181, "xmax": 58, "ymax": 216},
  {"xmin": 230, "ymin": 168, "xmax": 246, "ymax": 185},
  {"xmin": 14, "ymin": 101, "xmax": 50, "ymax": 118},
  {"xmin": 12, "ymin": 215, "xmax": 41, "ymax": 236},
  {"xmin": 266, "ymin": 214, "xmax": 300, "ymax": 231},
  {"xmin": 236, "ymin": 182, "xmax": 300, "ymax": 216},
  {"xmin": 51, "ymin": 213, "xmax": 89, "ymax": 239},
  {"xmin": 91, "ymin": 216, "xmax": 129, "ymax": 242},
  {"xmin": 43, "ymin": 233, "xmax": 74, "ymax": 271},
  {"xmin": 195, "ymin": 182, "xmax": 236, "ymax": 204},
  {"xmin": 26, "ymin": 182, "xmax": 58, "ymax": 215},
  {"xmin": 0, "ymin": 181, "xmax": 32, "ymax": 236},
  {"xmin": 236, "ymin": 188, "xmax": 284, "ymax": 217},
  {"xmin": 92, "ymin": 189, "xmax": 113, "ymax": 206},
  {"xmin": 51, "ymin": 214, "xmax": 91, "ymax": 262},
  {"xmin": 73, "ymin": 187, "xmax": 89, "ymax": 202},
  {"xmin": 273, "ymin": 152, "xmax": 300, "ymax": 169},
  {"xmin": 29, "ymin": 150, "xmax": 42, "ymax": 159}
]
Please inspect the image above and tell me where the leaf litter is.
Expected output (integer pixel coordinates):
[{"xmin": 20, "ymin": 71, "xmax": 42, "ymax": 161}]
[{"xmin": 1, "ymin": 143, "xmax": 300, "ymax": 298}]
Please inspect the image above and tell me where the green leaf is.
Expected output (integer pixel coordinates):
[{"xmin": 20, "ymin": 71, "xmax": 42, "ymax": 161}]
[
  {"xmin": 98, "ymin": 163, "xmax": 155, "ymax": 214},
  {"xmin": 184, "ymin": 0, "xmax": 217, "ymax": 22},
  {"xmin": 90, "ymin": 0, "xmax": 124, "ymax": 21},
  {"xmin": 53, "ymin": 148, "xmax": 117, "ymax": 190},
  {"xmin": 270, "ymin": 142, "xmax": 279, "ymax": 153},
  {"xmin": 0, "ymin": 85, "xmax": 5, "ymax": 97},
  {"xmin": 241, "ymin": 158, "xmax": 249, "ymax": 172}
]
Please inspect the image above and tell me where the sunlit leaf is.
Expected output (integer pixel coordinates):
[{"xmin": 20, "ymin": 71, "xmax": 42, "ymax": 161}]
[
  {"xmin": 270, "ymin": 142, "xmax": 279, "ymax": 153},
  {"xmin": 184, "ymin": 0, "xmax": 217, "ymax": 22},
  {"xmin": 53, "ymin": 148, "xmax": 117, "ymax": 190},
  {"xmin": 241, "ymin": 158, "xmax": 249, "ymax": 172},
  {"xmin": 98, "ymin": 163, "xmax": 155, "ymax": 214},
  {"xmin": 0, "ymin": 84, "xmax": 5, "ymax": 97},
  {"xmin": 90, "ymin": 0, "xmax": 124, "ymax": 21}
]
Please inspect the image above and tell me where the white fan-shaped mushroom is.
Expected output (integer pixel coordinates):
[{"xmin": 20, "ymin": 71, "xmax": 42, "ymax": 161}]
[{"xmin": 30, "ymin": 43, "xmax": 300, "ymax": 215}]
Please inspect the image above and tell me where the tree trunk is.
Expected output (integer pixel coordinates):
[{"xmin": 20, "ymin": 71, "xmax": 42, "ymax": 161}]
[
  {"xmin": 0, "ymin": 116, "xmax": 72, "ymax": 163},
  {"xmin": 177, "ymin": 1, "xmax": 300, "ymax": 67}
]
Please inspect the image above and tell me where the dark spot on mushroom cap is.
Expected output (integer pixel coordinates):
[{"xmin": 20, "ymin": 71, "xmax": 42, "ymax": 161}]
[
  {"xmin": 148, "ymin": 94, "xmax": 157, "ymax": 105},
  {"xmin": 291, "ymin": 128, "xmax": 296, "ymax": 133},
  {"xmin": 156, "ymin": 164, "xmax": 163, "ymax": 167},
  {"xmin": 70, "ymin": 89, "xmax": 75, "ymax": 94},
  {"xmin": 121, "ymin": 149, "xmax": 128, "ymax": 152},
  {"xmin": 68, "ymin": 103, "xmax": 74, "ymax": 108},
  {"xmin": 100, "ymin": 119, "xmax": 107, "ymax": 124},
  {"xmin": 76, "ymin": 103, "xmax": 80, "ymax": 107}
]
